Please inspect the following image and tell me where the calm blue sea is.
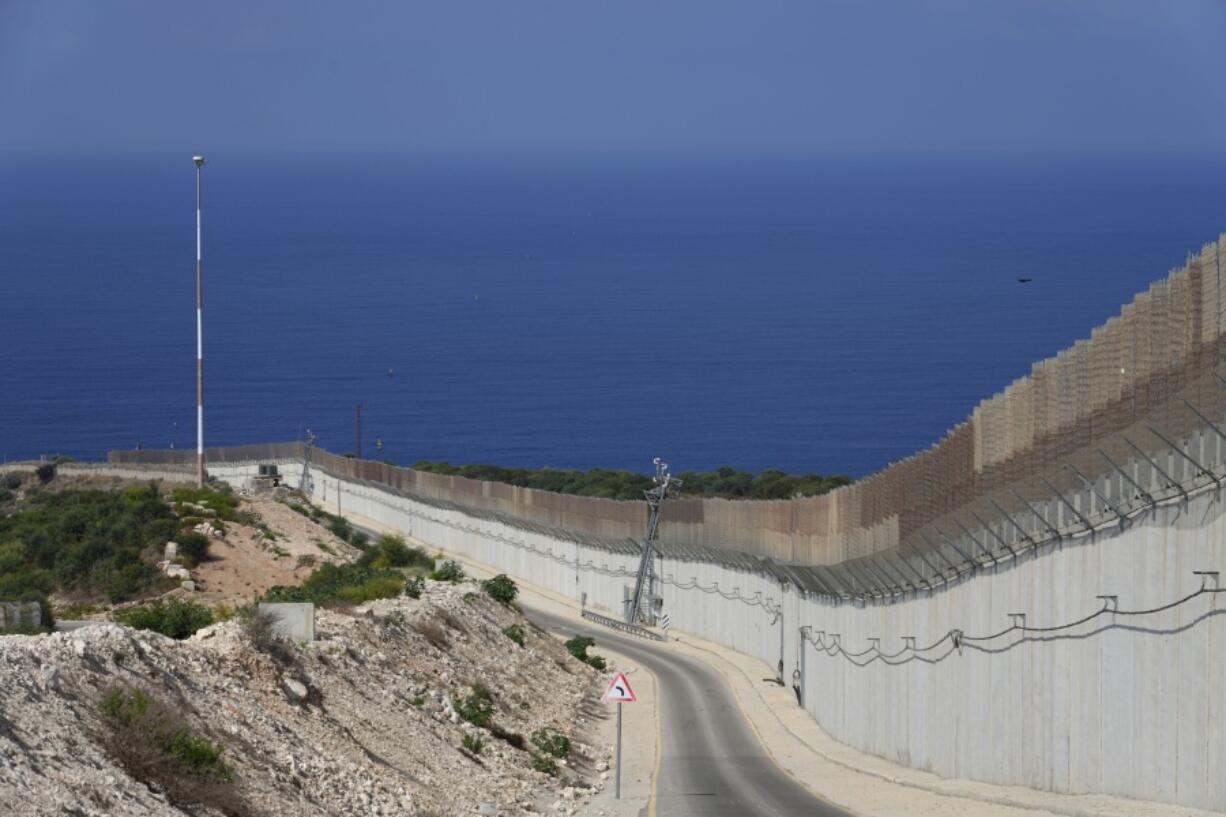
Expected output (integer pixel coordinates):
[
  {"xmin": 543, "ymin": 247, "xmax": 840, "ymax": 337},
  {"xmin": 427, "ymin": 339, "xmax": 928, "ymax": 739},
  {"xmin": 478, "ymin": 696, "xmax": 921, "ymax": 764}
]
[{"xmin": 2, "ymin": 151, "xmax": 1225, "ymax": 477}]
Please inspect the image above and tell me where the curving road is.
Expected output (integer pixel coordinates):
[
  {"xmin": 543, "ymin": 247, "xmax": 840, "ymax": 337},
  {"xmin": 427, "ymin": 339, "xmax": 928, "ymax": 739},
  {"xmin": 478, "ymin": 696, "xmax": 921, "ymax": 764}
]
[{"xmin": 526, "ymin": 608, "xmax": 851, "ymax": 817}]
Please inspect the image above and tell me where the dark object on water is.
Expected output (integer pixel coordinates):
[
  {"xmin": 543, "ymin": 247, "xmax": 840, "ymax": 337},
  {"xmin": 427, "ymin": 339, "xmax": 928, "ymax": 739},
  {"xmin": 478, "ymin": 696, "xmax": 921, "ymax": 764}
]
[{"xmin": 1017, "ymin": 277, "xmax": 1033, "ymax": 283}]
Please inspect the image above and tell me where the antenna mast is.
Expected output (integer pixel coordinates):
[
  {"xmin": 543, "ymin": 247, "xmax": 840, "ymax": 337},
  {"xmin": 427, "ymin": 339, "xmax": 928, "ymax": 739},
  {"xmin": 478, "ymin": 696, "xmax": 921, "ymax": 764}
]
[{"xmin": 625, "ymin": 458, "xmax": 680, "ymax": 625}]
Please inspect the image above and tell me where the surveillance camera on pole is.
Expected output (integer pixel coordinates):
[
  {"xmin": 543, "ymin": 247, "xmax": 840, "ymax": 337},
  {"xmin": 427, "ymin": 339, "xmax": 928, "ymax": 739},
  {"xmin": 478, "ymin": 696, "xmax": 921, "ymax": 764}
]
[{"xmin": 193, "ymin": 155, "xmax": 206, "ymax": 488}]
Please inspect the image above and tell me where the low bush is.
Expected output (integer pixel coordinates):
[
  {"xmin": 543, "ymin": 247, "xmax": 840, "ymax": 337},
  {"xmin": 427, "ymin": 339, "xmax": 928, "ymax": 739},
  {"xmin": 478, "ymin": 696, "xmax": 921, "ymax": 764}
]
[
  {"xmin": 175, "ymin": 531, "xmax": 211, "ymax": 568},
  {"xmin": 431, "ymin": 560, "xmax": 465, "ymax": 583},
  {"xmin": 100, "ymin": 686, "xmax": 243, "ymax": 813},
  {"xmin": 531, "ymin": 753, "xmax": 558, "ymax": 776},
  {"xmin": 564, "ymin": 635, "xmax": 606, "ymax": 670},
  {"xmin": 502, "ymin": 624, "xmax": 525, "ymax": 647},
  {"xmin": 35, "ymin": 463, "xmax": 56, "ymax": 484},
  {"xmin": 1, "ymin": 473, "xmax": 22, "ymax": 491},
  {"xmin": 461, "ymin": 733, "xmax": 484, "ymax": 755},
  {"xmin": 531, "ymin": 727, "xmax": 571, "ymax": 759},
  {"xmin": 241, "ymin": 607, "xmax": 294, "ymax": 663},
  {"xmin": 482, "ymin": 574, "xmax": 518, "ymax": 605},
  {"xmin": 115, "ymin": 598, "xmax": 214, "ymax": 640},
  {"xmin": 454, "ymin": 684, "xmax": 494, "ymax": 728},
  {"xmin": 403, "ymin": 576, "xmax": 425, "ymax": 599},
  {"xmin": 365, "ymin": 534, "xmax": 435, "ymax": 572}
]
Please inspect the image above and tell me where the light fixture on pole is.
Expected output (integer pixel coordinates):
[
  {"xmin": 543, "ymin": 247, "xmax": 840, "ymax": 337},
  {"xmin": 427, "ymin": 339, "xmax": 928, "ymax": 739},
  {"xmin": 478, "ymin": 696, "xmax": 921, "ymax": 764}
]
[{"xmin": 193, "ymin": 154, "xmax": 206, "ymax": 488}]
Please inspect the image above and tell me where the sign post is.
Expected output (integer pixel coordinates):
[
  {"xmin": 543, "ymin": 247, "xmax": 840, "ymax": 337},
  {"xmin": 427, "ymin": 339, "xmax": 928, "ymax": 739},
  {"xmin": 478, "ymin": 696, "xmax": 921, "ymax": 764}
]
[{"xmin": 601, "ymin": 670, "xmax": 637, "ymax": 799}]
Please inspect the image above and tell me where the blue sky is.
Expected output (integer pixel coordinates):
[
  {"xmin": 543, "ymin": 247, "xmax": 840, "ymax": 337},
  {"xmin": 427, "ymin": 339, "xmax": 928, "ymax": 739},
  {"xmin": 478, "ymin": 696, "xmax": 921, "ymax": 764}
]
[{"xmin": 2, "ymin": 1, "xmax": 1225, "ymax": 154}]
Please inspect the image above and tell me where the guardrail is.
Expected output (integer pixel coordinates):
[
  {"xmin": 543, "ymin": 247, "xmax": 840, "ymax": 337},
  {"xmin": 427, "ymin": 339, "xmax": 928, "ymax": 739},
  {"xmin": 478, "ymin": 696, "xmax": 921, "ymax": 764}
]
[{"xmin": 580, "ymin": 609, "xmax": 666, "ymax": 642}]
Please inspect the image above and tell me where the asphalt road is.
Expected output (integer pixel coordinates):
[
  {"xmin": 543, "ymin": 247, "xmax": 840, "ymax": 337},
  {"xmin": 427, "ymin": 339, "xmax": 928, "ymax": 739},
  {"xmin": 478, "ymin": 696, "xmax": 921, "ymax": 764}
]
[{"xmin": 526, "ymin": 608, "xmax": 852, "ymax": 817}]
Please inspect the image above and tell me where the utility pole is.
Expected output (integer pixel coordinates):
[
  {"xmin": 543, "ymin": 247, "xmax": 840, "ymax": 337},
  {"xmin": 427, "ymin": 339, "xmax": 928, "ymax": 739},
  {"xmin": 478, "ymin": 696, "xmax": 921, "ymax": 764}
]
[
  {"xmin": 193, "ymin": 155, "xmax": 207, "ymax": 488},
  {"xmin": 355, "ymin": 403, "xmax": 362, "ymax": 460}
]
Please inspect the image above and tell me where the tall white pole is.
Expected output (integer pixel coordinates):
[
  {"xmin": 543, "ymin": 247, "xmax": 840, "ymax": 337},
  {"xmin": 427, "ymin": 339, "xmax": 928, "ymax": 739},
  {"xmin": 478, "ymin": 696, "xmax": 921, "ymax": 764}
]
[{"xmin": 193, "ymin": 155, "xmax": 206, "ymax": 488}]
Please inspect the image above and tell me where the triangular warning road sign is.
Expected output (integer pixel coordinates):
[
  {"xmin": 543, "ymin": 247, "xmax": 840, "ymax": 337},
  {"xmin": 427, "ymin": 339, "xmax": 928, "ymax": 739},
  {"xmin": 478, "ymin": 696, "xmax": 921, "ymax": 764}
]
[{"xmin": 601, "ymin": 671, "xmax": 637, "ymax": 704}]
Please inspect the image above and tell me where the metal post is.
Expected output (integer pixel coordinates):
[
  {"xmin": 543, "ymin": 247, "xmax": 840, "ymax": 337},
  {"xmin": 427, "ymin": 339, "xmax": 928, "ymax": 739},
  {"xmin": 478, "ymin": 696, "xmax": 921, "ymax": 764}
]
[
  {"xmin": 192, "ymin": 155, "xmax": 206, "ymax": 488},
  {"xmin": 615, "ymin": 702, "xmax": 622, "ymax": 799}
]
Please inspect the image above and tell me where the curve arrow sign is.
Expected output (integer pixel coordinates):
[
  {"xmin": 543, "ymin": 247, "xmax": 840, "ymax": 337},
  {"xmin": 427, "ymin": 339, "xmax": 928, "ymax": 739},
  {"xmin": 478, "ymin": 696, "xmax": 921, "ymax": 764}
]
[{"xmin": 601, "ymin": 671, "xmax": 637, "ymax": 704}]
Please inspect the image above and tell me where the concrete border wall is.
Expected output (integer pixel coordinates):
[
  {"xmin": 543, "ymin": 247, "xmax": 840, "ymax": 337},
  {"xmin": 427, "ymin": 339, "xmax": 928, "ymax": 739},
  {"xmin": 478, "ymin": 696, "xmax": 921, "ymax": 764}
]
[{"xmin": 197, "ymin": 458, "xmax": 1226, "ymax": 812}]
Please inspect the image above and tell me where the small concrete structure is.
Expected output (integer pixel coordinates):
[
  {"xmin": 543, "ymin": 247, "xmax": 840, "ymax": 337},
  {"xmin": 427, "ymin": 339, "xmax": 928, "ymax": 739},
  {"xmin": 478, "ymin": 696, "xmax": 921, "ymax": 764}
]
[
  {"xmin": 0, "ymin": 601, "xmax": 42, "ymax": 631},
  {"xmin": 258, "ymin": 602, "xmax": 315, "ymax": 642}
]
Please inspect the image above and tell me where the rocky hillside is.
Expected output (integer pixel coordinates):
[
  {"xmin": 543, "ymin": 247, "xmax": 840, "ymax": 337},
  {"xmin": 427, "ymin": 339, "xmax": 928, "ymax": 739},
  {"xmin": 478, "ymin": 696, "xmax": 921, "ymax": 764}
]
[{"xmin": 0, "ymin": 581, "xmax": 609, "ymax": 816}]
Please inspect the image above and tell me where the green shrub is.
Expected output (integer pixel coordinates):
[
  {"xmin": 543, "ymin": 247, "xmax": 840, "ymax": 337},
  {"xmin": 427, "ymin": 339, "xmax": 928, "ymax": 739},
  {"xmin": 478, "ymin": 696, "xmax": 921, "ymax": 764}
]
[
  {"xmin": 0, "ymin": 487, "xmax": 177, "ymax": 603},
  {"xmin": 175, "ymin": 531, "xmax": 210, "ymax": 568},
  {"xmin": 483, "ymin": 574, "xmax": 518, "ymax": 605},
  {"xmin": 327, "ymin": 516, "xmax": 352, "ymax": 541},
  {"xmin": 0, "ymin": 488, "xmax": 11, "ymax": 504},
  {"xmin": 532, "ymin": 753, "xmax": 558, "ymax": 775},
  {"xmin": 502, "ymin": 624, "xmax": 525, "ymax": 647},
  {"xmin": 461, "ymin": 733, "xmax": 484, "ymax": 754},
  {"xmin": 531, "ymin": 727, "xmax": 571, "ymax": 759},
  {"xmin": 287, "ymin": 502, "xmax": 310, "ymax": 516},
  {"xmin": 431, "ymin": 560, "xmax": 465, "ymax": 583},
  {"xmin": 34, "ymin": 463, "xmax": 56, "ymax": 484},
  {"xmin": 1, "ymin": 473, "xmax": 22, "ymax": 491},
  {"xmin": 403, "ymin": 576, "xmax": 425, "ymax": 599},
  {"xmin": 564, "ymin": 635, "xmax": 606, "ymax": 669},
  {"xmin": 454, "ymin": 684, "xmax": 494, "ymax": 728},
  {"xmin": 115, "ymin": 598, "xmax": 214, "ymax": 640}
]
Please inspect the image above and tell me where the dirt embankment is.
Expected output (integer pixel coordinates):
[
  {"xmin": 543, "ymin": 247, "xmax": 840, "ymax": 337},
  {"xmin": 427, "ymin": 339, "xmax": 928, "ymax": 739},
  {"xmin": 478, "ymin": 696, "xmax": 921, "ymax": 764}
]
[{"xmin": 0, "ymin": 583, "xmax": 611, "ymax": 817}]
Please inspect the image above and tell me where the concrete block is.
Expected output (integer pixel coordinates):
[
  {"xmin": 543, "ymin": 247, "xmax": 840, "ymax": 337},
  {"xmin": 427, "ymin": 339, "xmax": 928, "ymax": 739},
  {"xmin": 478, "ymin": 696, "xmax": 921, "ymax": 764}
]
[
  {"xmin": 0, "ymin": 601, "xmax": 42, "ymax": 630},
  {"xmin": 258, "ymin": 602, "xmax": 315, "ymax": 642}
]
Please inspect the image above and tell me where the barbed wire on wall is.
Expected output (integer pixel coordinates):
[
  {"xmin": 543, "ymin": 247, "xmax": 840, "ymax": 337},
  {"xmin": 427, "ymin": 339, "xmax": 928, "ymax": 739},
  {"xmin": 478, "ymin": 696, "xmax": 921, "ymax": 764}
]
[{"xmin": 321, "ymin": 470, "xmax": 1223, "ymax": 672}]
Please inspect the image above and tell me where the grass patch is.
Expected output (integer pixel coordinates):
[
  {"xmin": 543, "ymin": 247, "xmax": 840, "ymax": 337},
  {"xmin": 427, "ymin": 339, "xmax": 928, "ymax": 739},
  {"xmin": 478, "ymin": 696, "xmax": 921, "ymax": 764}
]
[
  {"xmin": 264, "ymin": 561, "xmax": 404, "ymax": 607},
  {"xmin": 100, "ymin": 686, "xmax": 244, "ymax": 814},
  {"xmin": 502, "ymin": 624, "xmax": 525, "ymax": 647},
  {"xmin": 115, "ymin": 598, "xmax": 214, "ymax": 640},
  {"xmin": 461, "ymin": 733, "xmax": 484, "ymax": 755}
]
